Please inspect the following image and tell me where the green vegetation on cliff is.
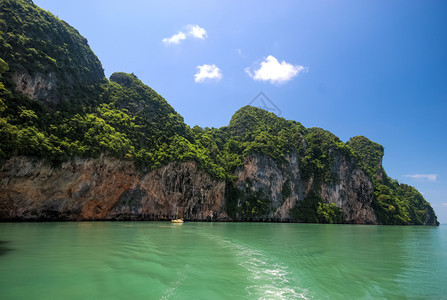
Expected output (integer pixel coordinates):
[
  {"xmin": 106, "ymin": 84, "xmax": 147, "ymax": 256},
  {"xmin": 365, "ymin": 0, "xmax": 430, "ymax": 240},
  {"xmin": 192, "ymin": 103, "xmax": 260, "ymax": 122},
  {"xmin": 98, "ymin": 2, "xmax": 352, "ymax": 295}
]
[
  {"xmin": 347, "ymin": 136, "xmax": 438, "ymax": 225},
  {"xmin": 291, "ymin": 192, "xmax": 343, "ymax": 224},
  {"xmin": 0, "ymin": 0, "xmax": 438, "ymax": 225},
  {"xmin": 0, "ymin": 0, "xmax": 104, "ymax": 89}
]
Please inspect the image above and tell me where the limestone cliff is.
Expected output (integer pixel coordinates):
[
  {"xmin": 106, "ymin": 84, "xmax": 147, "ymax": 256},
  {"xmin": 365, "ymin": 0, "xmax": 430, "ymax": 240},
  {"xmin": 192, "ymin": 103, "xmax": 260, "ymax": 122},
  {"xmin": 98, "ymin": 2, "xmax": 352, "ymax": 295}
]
[
  {"xmin": 0, "ymin": 0, "xmax": 438, "ymax": 225},
  {"xmin": 229, "ymin": 152, "xmax": 377, "ymax": 223},
  {"xmin": 0, "ymin": 156, "xmax": 227, "ymax": 221},
  {"xmin": 0, "ymin": 153, "xmax": 378, "ymax": 224},
  {"xmin": 12, "ymin": 71, "xmax": 60, "ymax": 105}
]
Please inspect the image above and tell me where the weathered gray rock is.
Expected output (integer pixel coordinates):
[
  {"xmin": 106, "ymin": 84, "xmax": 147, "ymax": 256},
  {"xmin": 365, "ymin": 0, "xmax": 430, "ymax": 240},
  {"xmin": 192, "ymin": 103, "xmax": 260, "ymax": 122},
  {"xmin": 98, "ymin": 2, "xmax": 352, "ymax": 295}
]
[
  {"xmin": 232, "ymin": 152, "xmax": 377, "ymax": 223},
  {"xmin": 0, "ymin": 152, "xmax": 380, "ymax": 224},
  {"xmin": 13, "ymin": 71, "xmax": 61, "ymax": 105}
]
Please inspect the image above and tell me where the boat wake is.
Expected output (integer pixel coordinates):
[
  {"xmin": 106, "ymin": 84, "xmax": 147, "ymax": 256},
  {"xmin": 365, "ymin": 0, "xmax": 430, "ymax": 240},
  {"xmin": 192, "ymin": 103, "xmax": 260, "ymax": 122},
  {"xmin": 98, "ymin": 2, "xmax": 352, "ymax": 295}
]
[
  {"xmin": 221, "ymin": 240, "xmax": 310, "ymax": 299},
  {"xmin": 160, "ymin": 263, "xmax": 190, "ymax": 300}
]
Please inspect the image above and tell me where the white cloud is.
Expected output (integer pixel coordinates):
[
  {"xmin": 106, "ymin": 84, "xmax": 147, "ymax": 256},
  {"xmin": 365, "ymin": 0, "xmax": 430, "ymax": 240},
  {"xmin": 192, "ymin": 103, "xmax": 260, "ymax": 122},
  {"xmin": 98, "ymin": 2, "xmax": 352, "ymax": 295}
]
[
  {"xmin": 163, "ymin": 24, "xmax": 207, "ymax": 46},
  {"xmin": 187, "ymin": 25, "xmax": 207, "ymax": 39},
  {"xmin": 194, "ymin": 64, "xmax": 222, "ymax": 83},
  {"xmin": 162, "ymin": 31, "xmax": 186, "ymax": 45},
  {"xmin": 404, "ymin": 174, "xmax": 438, "ymax": 182},
  {"xmin": 245, "ymin": 55, "xmax": 307, "ymax": 84},
  {"xmin": 442, "ymin": 203, "xmax": 447, "ymax": 207}
]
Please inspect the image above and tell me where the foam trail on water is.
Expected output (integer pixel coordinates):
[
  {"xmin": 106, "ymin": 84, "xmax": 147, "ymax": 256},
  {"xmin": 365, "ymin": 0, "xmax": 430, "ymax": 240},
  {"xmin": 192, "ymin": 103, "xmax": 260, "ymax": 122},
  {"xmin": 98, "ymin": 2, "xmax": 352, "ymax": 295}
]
[
  {"xmin": 160, "ymin": 263, "xmax": 190, "ymax": 300},
  {"xmin": 221, "ymin": 240, "xmax": 310, "ymax": 299}
]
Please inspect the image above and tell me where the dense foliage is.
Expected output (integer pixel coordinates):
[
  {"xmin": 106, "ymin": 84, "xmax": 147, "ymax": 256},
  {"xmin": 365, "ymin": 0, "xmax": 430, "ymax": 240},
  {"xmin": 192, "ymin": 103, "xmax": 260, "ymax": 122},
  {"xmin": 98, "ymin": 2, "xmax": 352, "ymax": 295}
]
[
  {"xmin": 0, "ymin": 0, "xmax": 437, "ymax": 225},
  {"xmin": 348, "ymin": 136, "xmax": 437, "ymax": 225},
  {"xmin": 346, "ymin": 135, "xmax": 384, "ymax": 180},
  {"xmin": 300, "ymin": 127, "xmax": 356, "ymax": 184},
  {"xmin": 0, "ymin": 0, "xmax": 104, "ymax": 89},
  {"xmin": 290, "ymin": 192, "xmax": 343, "ymax": 224}
]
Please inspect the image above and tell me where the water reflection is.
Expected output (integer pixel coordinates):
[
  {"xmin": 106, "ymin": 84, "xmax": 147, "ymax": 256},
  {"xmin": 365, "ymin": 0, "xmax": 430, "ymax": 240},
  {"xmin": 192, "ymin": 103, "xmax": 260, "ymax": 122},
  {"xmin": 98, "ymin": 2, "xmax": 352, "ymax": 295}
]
[{"xmin": 0, "ymin": 240, "xmax": 13, "ymax": 256}]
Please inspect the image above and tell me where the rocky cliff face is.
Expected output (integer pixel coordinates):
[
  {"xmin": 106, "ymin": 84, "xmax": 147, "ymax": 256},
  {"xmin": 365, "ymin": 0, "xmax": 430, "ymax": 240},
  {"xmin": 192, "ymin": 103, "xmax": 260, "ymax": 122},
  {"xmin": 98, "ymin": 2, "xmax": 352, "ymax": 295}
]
[
  {"xmin": 320, "ymin": 153, "xmax": 377, "ymax": 224},
  {"xmin": 13, "ymin": 71, "xmax": 60, "ymax": 105},
  {"xmin": 0, "ymin": 153, "xmax": 378, "ymax": 224},
  {"xmin": 232, "ymin": 153, "xmax": 377, "ymax": 223},
  {"xmin": 0, "ymin": 1, "xmax": 438, "ymax": 226},
  {"xmin": 0, "ymin": 156, "xmax": 227, "ymax": 221}
]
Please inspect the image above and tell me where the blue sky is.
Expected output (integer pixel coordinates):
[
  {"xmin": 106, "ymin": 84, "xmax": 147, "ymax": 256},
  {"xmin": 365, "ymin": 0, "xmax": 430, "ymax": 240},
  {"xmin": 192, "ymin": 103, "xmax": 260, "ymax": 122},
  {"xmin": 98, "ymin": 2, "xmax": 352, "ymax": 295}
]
[{"xmin": 34, "ymin": 0, "xmax": 447, "ymax": 223}]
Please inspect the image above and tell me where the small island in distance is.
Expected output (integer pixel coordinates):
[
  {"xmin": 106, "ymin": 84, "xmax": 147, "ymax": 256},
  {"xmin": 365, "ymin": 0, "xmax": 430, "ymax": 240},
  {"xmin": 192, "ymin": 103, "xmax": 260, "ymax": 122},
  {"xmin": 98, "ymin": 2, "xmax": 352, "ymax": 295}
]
[{"xmin": 0, "ymin": 0, "xmax": 438, "ymax": 225}]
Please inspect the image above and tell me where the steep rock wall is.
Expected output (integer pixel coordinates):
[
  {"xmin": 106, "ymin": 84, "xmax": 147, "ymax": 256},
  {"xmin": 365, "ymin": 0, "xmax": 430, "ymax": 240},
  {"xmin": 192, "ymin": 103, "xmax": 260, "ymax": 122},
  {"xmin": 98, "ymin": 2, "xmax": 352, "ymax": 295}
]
[
  {"xmin": 0, "ymin": 156, "xmax": 227, "ymax": 221},
  {"xmin": 13, "ymin": 71, "xmax": 61, "ymax": 105},
  {"xmin": 233, "ymin": 153, "xmax": 377, "ymax": 224},
  {"xmin": 0, "ymin": 154, "xmax": 380, "ymax": 223},
  {"xmin": 320, "ymin": 153, "xmax": 377, "ymax": 224}
]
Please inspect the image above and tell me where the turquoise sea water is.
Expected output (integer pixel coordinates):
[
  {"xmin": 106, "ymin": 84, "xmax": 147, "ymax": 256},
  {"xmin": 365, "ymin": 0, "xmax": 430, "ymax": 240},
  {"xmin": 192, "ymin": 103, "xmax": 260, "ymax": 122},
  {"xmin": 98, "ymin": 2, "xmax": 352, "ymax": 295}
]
[{"xmin": 0, "ymin": 222, "xmax": 446, "ymax": 299}]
